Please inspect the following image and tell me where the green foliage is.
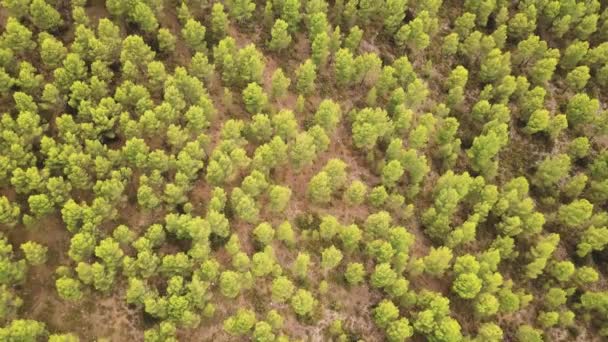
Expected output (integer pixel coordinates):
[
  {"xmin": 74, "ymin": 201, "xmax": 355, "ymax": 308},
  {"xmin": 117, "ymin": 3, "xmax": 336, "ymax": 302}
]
[
  {"xmin": 211, "ymin": 3, "xmax": 229, "ymax": 40},
  {"xmin": 0, "ymin": 319, "xmax": 47, "ymax": 342},
  {"xmin": 271, "ymin": 276, "xmax": 295, "ymax": 303},
  {"xmin": 321, "ymin": 245, "xmax": 343, "ymax": 270},
  {"xmin": 534, "ymin": 154, "xmax": 571, "ymax": 190},
  {"xmin": 56, "ymin": 277, "xmax": 83, "ymax": 301},
  {"xmin": 566, "ymin": 93, "xmax": 600, "ymax": 127},
  {"xmin": 373, "ymin": 299, "xmax": 399, "ymax": 329},
  {"xmin": 253, "ymin": 222, "xmax": 275, "ymax": 246},
  {"xmin": 290, "ymin": 289, "xmax": 315, "ymax": 317},
  {"xmin": 29, "ymin": 0, "xmax": 63, "ymax": 31},
  {"xmin": 228, "ymin": 0, "xmax": 256, "ymax": 23},
  {"xmin": 345, "ymin": 262, "xmax": 365, "ymax": 285},
  {"xmin": 422, "ymin": 247, "xmax": 453, "ymax": 277},
  {"xmin": 0, "ymin": 1, "xmax": 607, "ymax": 339},
  {"xmin": 557, "ymin": 199, "xmax": 593, "ymax": 229},
  {"xmin": 270, "ymin": 68, "xmax": 291, "ymax": 100},
  {"xmin": 343, "ymin": 180, "xmax": 367, "ymax": 205},
  {"xmin": 243, "ymin": 83, "xmax": 268, "ymax": 114},
  {"xmin": 157, "ymin": 28, "xmax": 176, "ymax": 53},
  {"xmin": 20, "ymin": 242, "xmax": 47, "ymax": 266},
  {"xmin": 219, "ymin": 271, "xmax": 241, "ymax": 298},
  {"xmin": 307, "ymin": 171, "xmax": 332, "ymax": 204},
  {"xmin": 269, "ymin": 19, "xmax": 292, "ymax": 52},
  {"xmin": 224, "ymin": 308, "xmax": 256, "ymax": 335},
  {"xmin": 516, "ymin": 325, "xmax": 543, "ymax": 342},
  {"xmin": 452, "ymin": 273, "xmax": 482, "ymax": 299},
  {"xmin": 295, "ymin": 59, "xmax": 317, "ymax": 95}
]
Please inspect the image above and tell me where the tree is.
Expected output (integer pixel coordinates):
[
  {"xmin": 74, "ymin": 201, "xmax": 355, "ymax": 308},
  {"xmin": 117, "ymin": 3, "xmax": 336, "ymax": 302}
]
[
  {"xmin": 295, "ymin": 59, "xmax": 317, "ymax": 95},
  {"xmin": 271, "ymin": 276, "xmax": 295, "ymax": 303},
  {"xmin": 524, "ymin": 109, "xmax": 550, "ymax": 134},
  {"xmin": 253, "ymin": 222, "xmax": 275, "ymax": 246},
  {"xmin": 189, "ymin": 52, "xmax": 213, "ymax": 81},
  {"xmin": 474, "ymin": 293, "xmax": 499, "ymax": 317},
  {"xmin": 561, "ymin": 41, "xmax": 589, "ymax": 70},
  {"xmin": 0, "ymin": 196, "xmax": 20, "ymax": 227},
  {"xmin": 290, "ymin": 132, "xmax": 317, "ymax": 168},
  {"xmin": 275, "ymin": 221, "xmax": 295, "ymax": 247},
  {"xmin": 247, "ymin": 113, "xmax": 273, "ymax": 143},
  {"xmin": 29, "ymin": 0, "xmax": 63, "ymax": 31},
  {"xmin": 344, "ymin": 181, "xmax": 367, "ymax": 205},
  {"xmin": 386, "ymin": 317, "xmax": 414, "ymax": 342},
  {"xmin": 224, "ymin": 308, "xmax": 256, "ymax": 336},
  {"xmin": 321, "ymin": 245, "xmax": 343, "ymax": 270},
  {"xmin": 382, "ymin": 160, "xmax": 404, "ymax": 189},
  {"xmin": 68, "ymin": 233, "xmax": 96, "ymax": 262},
  {"xmin": 242, "ymin": 83, "xmax": 268, "ymax": 114},
  {"xmin": 242, "ymin": 171, "xmax": 269, "ymax": 198},
  {"xmin": 232, "ymin": 44, "xmax": 266, "ymax": 86},
  {"xmin": 384, "ymin": 0, "xmax": 407, "ymax": 34},
  {"xmin": 568, "ymin": 137, "xmax": 590, "ymax": 159},
  {"xmin": 28, "ymin": 194, "xmax": 53, "ymax": 218},
  {"xmin": 515, "ymin": 325, "xmax": 543, "ymax": 342},
  {"xmin": 479, "ymin": 49, "xmax": 511, "ymax": 83},
  {"xmin": 345, "ymin": 262, "xmax": 365, "ymax": 285},
  {"xmin": 20, "ymin": 242, "xmax": 47, "ymax": 266},
  {"xmin": 3, "ymin": 18, "xmax": 36, "ymax": 55},
  {"xmin": 467, "ymin": 126, "xmax": 507, "ymax": 179},
  {"xmin": 211, "ymin": 3, "xmax": 229, "ymax": 40},
  {"xmin": 157, "ymin": 28, "xmax": 176, "ymax": 53},
  {"xmin": 292, "ymin": 252, "xmax": 310, "ymax": 279},
  {"xmin": 452, "ymin": 273, "xmax": 482, "ymax": 299},
  {"xmin": 529, "ymin": 58, "xmax": 557, "ymax": 84},
  {"xmin": 49, "ymin": 333, "xmax": 80, "ymax": 342},
  {"xmin": 577, "ymin": 226, "xmax": 608, "ymax": 257},
  {"xmin": 307, "ymin": 172, "xmax": 332, "ymax": 204},
  {"xmin": 308, "ymin": 12, "xmax": 328, "ymax": 39},
  {"xmin": 280, "ymin": 0, "xmax": 302, "ymax": 31},
  {"xmin": 269, "ymin": 19, "xmax": 292, "ymax": 52},
  {"xmin": 314, "ymin": 99, "xmax": 341, "ymax": 133},
  {"xmin": 476, "ymin": 323, "xmax": 503, "ymax": 342},
  {"xmin": 56, "ymin": 277, "xmax": 83, "ymax": 301},
  {"xmin": 334, "ymin": 48, "xmax": 355, "ymax": 87},
  {"xmin": 566, "ymin": 66, "xmax": 590, "ymax": 91},
  {"xmin": 130, "ymin": 2, "xmax": 158, "ymax": 33},
  {"xmin": 371, "ymin": 263, "xmax": 397, "ymax": 289},
  {"xmin": 253, "ymin": 321, "xmax": 275, "ymax": 342},
  {"xmin": 271, "ymin": 68, "xmax": 291, "ymax": 100},
  {"xmin": 252, "ymin": 250, "xmax": 276, "ymax": 277},
  {"xmin": 291, "ymin": 289, "xmax": 315, "ymax": 317},
  {"xmin": 368, "ymin": 186, "xmax": 388, "ymax": 207},
  {"xmin": 228, "ymin": 0, "xmax": 256, "ymax": 23},
  {"xmin": 423, "ymin": 247, "xmax": 453, "ymax": 277},
  {"xmin": 311, "ymin": 32, "xmax": 330, "ymax": 67},
  {"xmin": 268, "ymin": 185, "xmax": 292, "ymax": 213},
  {"xmin": 40, "ymin": 36, "xmax": 67, "ymax": 69},
  {"xmin": 182, "ymin": 19, "xmax": 207, "ymax": 53},
  {"xmin": 533, "ymin": 154, "xmax": 571, "ymax": 189},
  {"xmin": 575, "ymin": 14, "xmax": 598, "ymax": 40},
  {"xmin": 95, "ymin": 238, "xmax": 124, "ymax": 268},
  {"xmin": 557, "ymin": 199, "xmax": 593, "ymax": 229},
  {"xmin": 566, "ymin": 93, "xmax": 600, "ymax": 127},
  {"xmin": 442, "ymin": 33, "xmax": 459, "ymax": 56},
  {"xmin": 373, "ymin": 299, "xmax": 399, "ymax": 329},
  {"xmin": 321, "ymin": 159, "xmax": 348, "ymax": 191},
  {"xmin": 219, "ymin": 271, "xmax": 241, "ymax": 298},
  {"xmin": 0, "ymin": 319, "xmax": 47, "ymax": 341}
]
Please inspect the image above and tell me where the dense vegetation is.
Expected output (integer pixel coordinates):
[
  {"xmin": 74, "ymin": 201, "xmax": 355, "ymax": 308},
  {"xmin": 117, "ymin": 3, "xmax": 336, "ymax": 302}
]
[{"xmin": 0, "ymin": 0, "xmax": 608, "ymax": 341}]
